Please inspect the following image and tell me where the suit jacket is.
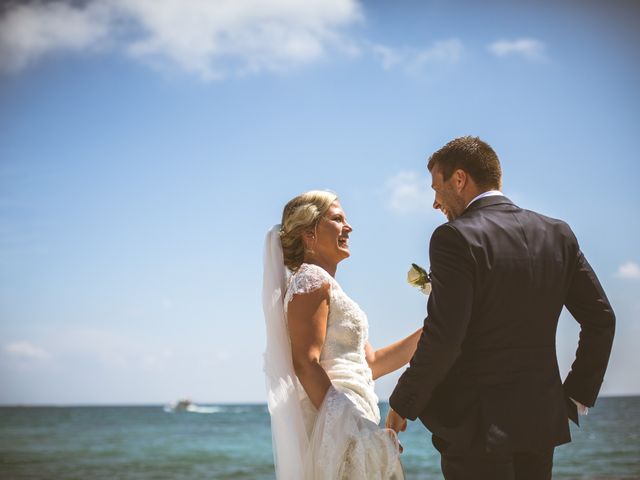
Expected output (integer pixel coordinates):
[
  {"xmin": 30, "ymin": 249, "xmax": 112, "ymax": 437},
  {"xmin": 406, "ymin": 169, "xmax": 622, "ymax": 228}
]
[{"xmin": 389, "ymin": 195, "xmax": 615, "ymax": 453}]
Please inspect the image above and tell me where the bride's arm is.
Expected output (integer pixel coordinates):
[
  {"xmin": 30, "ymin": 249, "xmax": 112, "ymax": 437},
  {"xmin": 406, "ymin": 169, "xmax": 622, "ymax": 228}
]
[
  {"xmin": 365, "ymin": 328, "xmax": 422, "ymax": 380},
  {"xmin": 287, "ymin": 284, "xmax": 333, "ymax": 409}
]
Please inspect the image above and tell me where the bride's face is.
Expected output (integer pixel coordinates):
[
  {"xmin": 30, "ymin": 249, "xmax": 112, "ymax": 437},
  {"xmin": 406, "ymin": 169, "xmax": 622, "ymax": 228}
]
[{"xmin": 307, "ymin": 201, "xmax": 353, "ymax": 265}]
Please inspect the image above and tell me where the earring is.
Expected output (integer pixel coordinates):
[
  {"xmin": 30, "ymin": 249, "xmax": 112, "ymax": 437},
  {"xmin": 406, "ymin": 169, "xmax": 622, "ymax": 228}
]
[{"xmin": 305, "ymin": 238, "xmax": 315, "ymax": 255}]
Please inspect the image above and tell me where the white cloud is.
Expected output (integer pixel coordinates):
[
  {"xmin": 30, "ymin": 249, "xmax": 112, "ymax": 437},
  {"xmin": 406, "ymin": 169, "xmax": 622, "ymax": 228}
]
[
  {"xmin": 40, "ymin": 328, "xmax": 227, "ymax": 372},
  {"xmin": 370, "ymin": 44, "xmax": 403, "ymax": 70},
  {"xmin": 0, "ymin": 1, "xmax": 111, "ymax": 73},
  {"xmin": 121, "ymin": 0, "xmax": 362, "ymax": 79},
  {"xmin": 386, "ymin": 171, "xmax": 437, "ymax": 216},
  {"xmin": 615, "ymin": 261, "xmax": 640, "ymax": 280},
  {"xmin": 488, "ymin": 38, "xmax": 547, "ymax": 62},
  {"xmin": 54, "ymin": 328, "xmax": 167, "ymax": 369},
  {"xmin": 0, "ymin": 0, "xmax": 361, "ymax": 79},
  {"xmin": 370, "ymin": 38, "xmax": 463, "ymax": 72},
  {"xmin": 4, "ymin": 341, "xmax": 50, "ymax": 360},
  {"xmin": 411, "ymin": 38, "xmax": 463, "ymax": 69},
  {"xmin": 1, "ymin": 1, "xmax": 467, "ymax": 79}
]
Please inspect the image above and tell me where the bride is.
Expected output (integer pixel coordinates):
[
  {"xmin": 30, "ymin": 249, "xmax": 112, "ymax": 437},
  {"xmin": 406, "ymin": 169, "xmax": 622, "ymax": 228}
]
[{"xmin": 263, "ymin": 190, "xmax": 422, "ymax": 479}]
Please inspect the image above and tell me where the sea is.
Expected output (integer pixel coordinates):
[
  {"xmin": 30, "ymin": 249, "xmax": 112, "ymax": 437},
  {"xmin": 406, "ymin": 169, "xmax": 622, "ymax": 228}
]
[{"xmin": 1, "ymin": 396, "xmax": 638, "ymax": 479}]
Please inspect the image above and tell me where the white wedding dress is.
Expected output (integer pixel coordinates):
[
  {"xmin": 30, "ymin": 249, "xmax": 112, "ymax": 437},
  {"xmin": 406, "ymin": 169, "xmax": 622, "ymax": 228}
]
[{"xmin": 281, "ymin": 263, "xmax": 404, "ymax": 479}]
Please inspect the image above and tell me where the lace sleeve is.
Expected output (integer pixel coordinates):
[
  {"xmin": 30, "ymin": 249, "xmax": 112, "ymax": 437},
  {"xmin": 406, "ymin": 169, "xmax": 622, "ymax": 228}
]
[{"xmin": 284, "ymin": 264, "xmax": 332, "ymax": 308}]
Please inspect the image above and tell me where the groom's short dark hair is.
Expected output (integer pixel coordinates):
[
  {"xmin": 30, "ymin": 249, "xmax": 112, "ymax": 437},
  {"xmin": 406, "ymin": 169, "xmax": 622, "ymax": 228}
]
[{"xmin": 427, "ymin": 136, "xmax": 502, "ymax": 190}]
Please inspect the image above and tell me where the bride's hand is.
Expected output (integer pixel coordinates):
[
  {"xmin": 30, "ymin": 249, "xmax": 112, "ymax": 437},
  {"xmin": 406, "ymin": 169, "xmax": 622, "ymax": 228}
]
[{"xmin": 385, "ymin": 407, "xmax": 407, "ymax": 433}]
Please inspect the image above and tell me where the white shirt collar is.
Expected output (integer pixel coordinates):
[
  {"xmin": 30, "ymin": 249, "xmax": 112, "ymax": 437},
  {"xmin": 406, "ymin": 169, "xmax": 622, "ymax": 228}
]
[{"xmin": 466, "ymin": 190, "xmax": 504, "ymax": 209}]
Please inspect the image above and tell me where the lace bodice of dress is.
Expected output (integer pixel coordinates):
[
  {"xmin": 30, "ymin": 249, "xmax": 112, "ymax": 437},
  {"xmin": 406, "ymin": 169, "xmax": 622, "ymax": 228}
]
[
  {"xmin": 284, "ymin": 263, "xmax": 379, "ymax": 423},
  {"xmin": 280, "ymin": 263, "xmax": 403, "ymax": 479}
]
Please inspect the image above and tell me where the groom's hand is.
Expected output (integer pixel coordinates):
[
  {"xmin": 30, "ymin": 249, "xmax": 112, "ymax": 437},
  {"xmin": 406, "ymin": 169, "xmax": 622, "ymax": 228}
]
[{"xmin": 385, "ymin": 407, "xmax": 407, "ymax": 433}]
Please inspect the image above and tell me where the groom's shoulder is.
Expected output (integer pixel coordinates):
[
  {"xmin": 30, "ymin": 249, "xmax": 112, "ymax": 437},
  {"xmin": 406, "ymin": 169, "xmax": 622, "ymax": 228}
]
[
  {"xmin": 514, "ymin": 206, "xmax": 579, "ymax": 244},
  {"xmin": 444, "ymin": 205, "xmax": 578, "ymax": 244},
  {"xmin": 521, "ymin": 206, "xmax": 573, "ymax": 230}
]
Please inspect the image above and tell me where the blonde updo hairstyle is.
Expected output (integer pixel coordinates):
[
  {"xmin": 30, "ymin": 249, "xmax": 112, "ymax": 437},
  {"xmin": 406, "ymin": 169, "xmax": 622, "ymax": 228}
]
[{"xmin": 280, "ymin": 190, "xmax": 338, "ymax": 272}]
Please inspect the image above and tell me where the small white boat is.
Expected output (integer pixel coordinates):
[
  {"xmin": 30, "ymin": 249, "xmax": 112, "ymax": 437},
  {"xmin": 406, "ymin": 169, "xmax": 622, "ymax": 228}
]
[
  {"xmin": 164, "ymin": 399, "xmax": 220, "ymax": 414},
  {"xmin": 171, "ymin": 399, "xmax": 193, "ymax": 411}
]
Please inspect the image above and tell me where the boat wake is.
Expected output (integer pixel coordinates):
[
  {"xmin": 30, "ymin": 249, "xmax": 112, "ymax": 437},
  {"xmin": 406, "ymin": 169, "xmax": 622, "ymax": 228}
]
[{"xmin": 183, "ymin": 405, "xmax": 221, "ymax": 414}]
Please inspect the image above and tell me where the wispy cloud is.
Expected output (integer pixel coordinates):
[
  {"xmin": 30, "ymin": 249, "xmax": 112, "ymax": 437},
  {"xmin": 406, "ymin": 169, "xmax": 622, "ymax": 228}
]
[
  {"xmin": 4, "ymin": 341, "xmax": 50, "ymax": 360},
  {"xmin": 385, "ymin": 171, "xmax": 436, "ymax": 216},
  {"xmin": 0, "ymin": 0, "xmax": 362, "ymax": 79},
  {"xmin": 0, "ymin": 1, "xmax": 112, "ymax": 73},
  {"xmin": 615, "ymin": 261, "xmax": 640, "ymax": 280},
  {"xmin": 55, "ymin": 328, "xmax": 170, "ymax": 370},
  {"xmin": 488, "ymin": 38, "xmax": 547, "ymax": 62},
  {"xmin": 370, "ymin": 38, "xmax": 463, "ymax": 72},
  {"xmin": 1, "ymin": 1, "xmax": 467, "ymax": 80},
  {"xmin": 411, "ymin": 39, "xmax": 464, "ymax": 70},
  {"xmin": 121, "ymin": 0, "xmax": 362, "ymax": 79},
  {"xmin": 370, "ymin": 43, "xmax": 403, "ymax": 70}
]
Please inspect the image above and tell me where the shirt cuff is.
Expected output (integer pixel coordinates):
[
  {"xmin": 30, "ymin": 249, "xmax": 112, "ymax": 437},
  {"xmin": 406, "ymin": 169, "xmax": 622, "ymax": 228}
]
[{"xmin": 571, "ymin": 397, "xmax": 589, "ymax": 416}]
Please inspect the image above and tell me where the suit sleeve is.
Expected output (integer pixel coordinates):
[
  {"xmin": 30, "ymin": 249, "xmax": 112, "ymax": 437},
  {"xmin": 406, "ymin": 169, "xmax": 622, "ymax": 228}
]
[
  {"xmin": 563, "ymin": 236, "xmax": 616, "ymax": 408},
  {"xmin": 389, "ymin": 224, "xmax": 475, "ymax": 420}
]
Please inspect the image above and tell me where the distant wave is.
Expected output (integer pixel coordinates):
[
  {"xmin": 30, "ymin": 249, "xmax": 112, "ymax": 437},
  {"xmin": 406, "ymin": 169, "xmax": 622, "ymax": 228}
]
[
  {"xmin": 163, "ymin": 405, "xmax": 220, "ymax": 414},
  {"xmin": 184, "ymin": 405, "xmax": 221, "ymax": 414},
  {"xmin": 163, "ymin": 404, "xmax": 269, "ymax": 413},
  {"xmin": 163, "ymin": 404, "xmax": 243, "ymax": 414}
]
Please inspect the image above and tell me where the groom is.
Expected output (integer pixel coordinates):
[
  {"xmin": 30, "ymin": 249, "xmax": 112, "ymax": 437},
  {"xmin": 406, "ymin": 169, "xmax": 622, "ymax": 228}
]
[{"xmin": 385, "ymin": 136, "xmax": 615, "ymax": 479}]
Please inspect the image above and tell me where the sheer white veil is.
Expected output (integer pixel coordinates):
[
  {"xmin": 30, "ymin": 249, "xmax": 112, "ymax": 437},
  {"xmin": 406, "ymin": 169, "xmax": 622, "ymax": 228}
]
[{"xmin": 262, "ymin": 224, "xmax": 308, "ymax": 479}]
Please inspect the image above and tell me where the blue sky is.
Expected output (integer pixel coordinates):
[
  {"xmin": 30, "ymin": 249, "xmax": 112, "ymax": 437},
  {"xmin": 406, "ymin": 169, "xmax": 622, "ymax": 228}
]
[{"xmin": 0, "ymin": 0, "xmax": 638, "ymax": 404}]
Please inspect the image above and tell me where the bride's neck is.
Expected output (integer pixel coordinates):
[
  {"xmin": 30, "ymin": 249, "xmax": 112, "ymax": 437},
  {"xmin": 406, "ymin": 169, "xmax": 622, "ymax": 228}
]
[{"xmin": 304, "ymin": 256, "xmax": 337, "ymax": 277}]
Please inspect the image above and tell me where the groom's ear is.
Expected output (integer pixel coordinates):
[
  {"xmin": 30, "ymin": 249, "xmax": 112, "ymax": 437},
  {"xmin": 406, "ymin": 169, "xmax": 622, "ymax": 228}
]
[{"xmin": 452, "ymin": 169, "xmax": 468, "ymax": 192}]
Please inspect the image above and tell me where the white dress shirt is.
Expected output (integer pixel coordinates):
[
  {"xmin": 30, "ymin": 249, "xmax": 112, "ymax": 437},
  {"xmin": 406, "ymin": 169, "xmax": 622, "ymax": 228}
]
[{"xmin": 466, "ymin": 190, "xmax": 504, "ymax": 209}]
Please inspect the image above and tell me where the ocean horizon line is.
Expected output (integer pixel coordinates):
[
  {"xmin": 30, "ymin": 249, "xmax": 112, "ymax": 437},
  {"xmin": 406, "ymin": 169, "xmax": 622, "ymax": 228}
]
[{"xmin": 1, "ymin": 393, "xmax": 638, "ymax": 408}]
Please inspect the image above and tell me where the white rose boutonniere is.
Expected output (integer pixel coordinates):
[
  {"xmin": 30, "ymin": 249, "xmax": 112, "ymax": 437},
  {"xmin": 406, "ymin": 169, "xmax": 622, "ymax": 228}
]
[{"xmin": 407, "ymin": 263, "xmax": 432, "ymax": 295}]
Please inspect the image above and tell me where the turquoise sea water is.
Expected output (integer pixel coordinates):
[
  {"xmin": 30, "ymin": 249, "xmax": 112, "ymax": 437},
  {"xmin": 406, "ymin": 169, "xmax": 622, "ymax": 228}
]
[{"xmin": 1, "ymin": 397, "xmax": 638, "ymax": 479}]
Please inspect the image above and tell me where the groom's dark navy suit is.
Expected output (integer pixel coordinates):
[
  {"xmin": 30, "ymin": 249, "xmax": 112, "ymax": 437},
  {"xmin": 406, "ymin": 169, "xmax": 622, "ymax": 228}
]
[{"xmin": 389, "ymin": 196, "xmax": 615, "ymax": 474}]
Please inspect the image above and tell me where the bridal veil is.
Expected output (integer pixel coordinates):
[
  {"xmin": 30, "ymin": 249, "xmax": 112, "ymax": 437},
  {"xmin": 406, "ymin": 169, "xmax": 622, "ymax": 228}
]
[{"xmin": 262, "ymin": 225, "xmax": 308, "ymax": 478}]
